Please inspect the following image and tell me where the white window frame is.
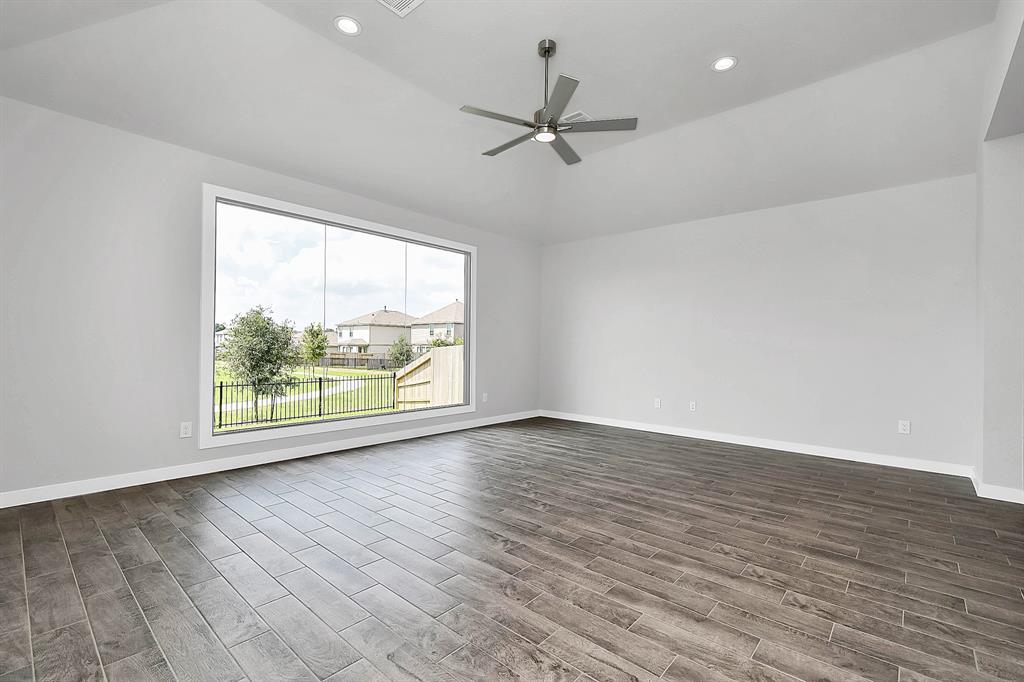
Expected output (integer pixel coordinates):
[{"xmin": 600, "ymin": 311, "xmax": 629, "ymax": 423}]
[{"xmin": 199, "ymin": 184, "xmax": 477, "ymax": 449}]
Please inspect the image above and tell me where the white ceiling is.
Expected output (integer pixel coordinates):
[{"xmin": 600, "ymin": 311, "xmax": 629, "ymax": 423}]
[
  {"xmin": 0, "ymin": 0, "xmax": 163, "ymax": 49},
  {"xmin": 0, "ymin": 0, "xmax": 998, "ymax": 243}
]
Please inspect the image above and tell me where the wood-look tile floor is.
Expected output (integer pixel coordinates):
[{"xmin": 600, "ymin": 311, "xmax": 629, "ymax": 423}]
[{"xmin": 2, "ymin": 418, "xmax": 1023, "ymax": 682}]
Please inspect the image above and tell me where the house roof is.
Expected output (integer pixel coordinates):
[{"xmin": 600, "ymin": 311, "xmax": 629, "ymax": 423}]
[
  {"xmin": 292, "ymin": 328, "xmax": 339, "ymax": 342},
  {"xmin": 413, "ymin": 301, "xmax": 464, "ymax": 325},
  {"xmin": 340, "ymin": 338, "xmax": 368, "ymax": 346},
  {"xmin": 338, "ymin": 309, "xmax": 416, "ymax": 327}
]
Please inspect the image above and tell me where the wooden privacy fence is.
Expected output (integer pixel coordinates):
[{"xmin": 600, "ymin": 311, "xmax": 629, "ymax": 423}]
[{"xmin": 394, "ymin": 345, "xmax": 464, "ymax": 410}]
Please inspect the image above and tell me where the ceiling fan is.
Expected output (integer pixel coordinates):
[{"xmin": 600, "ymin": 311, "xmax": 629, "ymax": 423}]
[{"xmin": 460, "ymin": 39, "xmax": 638, "ymax": 165}]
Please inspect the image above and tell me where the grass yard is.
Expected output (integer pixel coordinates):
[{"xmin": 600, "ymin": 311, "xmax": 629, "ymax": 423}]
[{"xmin": 213, "ymin": 397, "xmax": 398, "ymax": 432}]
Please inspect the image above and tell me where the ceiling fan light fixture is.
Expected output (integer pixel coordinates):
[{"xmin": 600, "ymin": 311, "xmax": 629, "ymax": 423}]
[
  {"xmin": 711, "ymin": 55, "xmax": 738, "ymax": 72},
  {"xmin": 533, "ymin": 126, "xmax": 557, "ymax": 143},
  {"xmin": 334, "ymin": 16, "xmax": 361, "ymax": 35}
]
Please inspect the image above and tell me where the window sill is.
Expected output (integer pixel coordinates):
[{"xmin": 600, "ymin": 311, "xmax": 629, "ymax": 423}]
[{"xmin": 198, "ymin": 402, "xmax": 475, "ymax": 449}]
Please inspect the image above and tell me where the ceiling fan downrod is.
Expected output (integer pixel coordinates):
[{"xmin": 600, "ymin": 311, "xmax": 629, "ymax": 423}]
[{"xmin": 539, "ymin": 38, "xmax": 556, "ymax": 112}]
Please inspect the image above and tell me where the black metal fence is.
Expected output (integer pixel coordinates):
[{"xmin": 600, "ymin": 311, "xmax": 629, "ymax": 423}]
[{"xmin": 214, "ymin": 374, "xmax": 396, "ymax": 430}]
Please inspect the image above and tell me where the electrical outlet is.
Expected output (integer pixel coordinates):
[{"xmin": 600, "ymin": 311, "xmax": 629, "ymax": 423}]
[
  {"xmin": 654, "ymin": 397, "xmax": 662, "ymax": 409},
  {"xmin": 482, "ymin": 392, "xmax": 488, "ymax": 403},
  {"xmin": 179, "ymin": 421, "xmax": 193, "ymax": 439},
  {"xmin": 689, "ymin": 401, "xmax": 697, "ymax": 412},
  {"xmin": 897, "ymin": 419, "xmax": 911, "ymax": 435}
]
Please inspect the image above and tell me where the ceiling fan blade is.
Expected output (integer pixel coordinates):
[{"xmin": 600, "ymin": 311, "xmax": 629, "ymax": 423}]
[
  {"xmin": 562, "ymin": 117, "xmax": 638, "ymax": 132},
  {"xmin": 483, "ymin": 131, "xmax": 536, "ymax": 156},
  {"xmin": 543, "ymin": 74, "xmax": 579, "ymax": 122},
  {"xmin": 550, "ymin": 135, "xmax": 581, "ymax": 165},
  {"xmin": 460, "ymin": 105, "xmax": 534, "ymax": 128}
]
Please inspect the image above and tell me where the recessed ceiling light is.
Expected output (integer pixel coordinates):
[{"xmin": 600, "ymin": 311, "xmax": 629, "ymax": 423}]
[
  {"xmin": 711, "ymin": 56, "xmax": 738, "ymax": 72},
  {"xmin": 334, "ymin": 16, "xmax": 361, "ymax": 36}
]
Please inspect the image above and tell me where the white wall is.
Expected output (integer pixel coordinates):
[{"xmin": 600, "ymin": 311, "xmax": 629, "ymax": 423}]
[
  {"xmin": 540, "ymin": 176, "xmax": 978, "ymax": 469},
  {"xmin": 977, "ymin": 134, "xmax": 1024, "ymax": 496},
  {"xmin": 0, "ymin": 97, "xmax": 541, "ymax": 496},
  {"xmin": 973, "ymin": 1, "xmax": 1024, "ymax": 502}
]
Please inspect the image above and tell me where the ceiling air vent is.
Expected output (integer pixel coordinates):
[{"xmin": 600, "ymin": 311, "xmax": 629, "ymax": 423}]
[
  {"xmin": 561, "ymin": 110, "xmax": 595, "ymax": 124},
  {"xmin": 376, "ymin": 0, "xmax": 425, "ymax": 18}
]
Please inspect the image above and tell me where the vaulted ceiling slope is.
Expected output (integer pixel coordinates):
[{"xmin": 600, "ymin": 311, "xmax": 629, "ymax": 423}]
[
  {"xmin": 0, "ymin": 0, "xmax": 163, "ymax": 49},
  {"xmin": 0, "ymin": 0, "xmax": 997, "ymax": 243}
]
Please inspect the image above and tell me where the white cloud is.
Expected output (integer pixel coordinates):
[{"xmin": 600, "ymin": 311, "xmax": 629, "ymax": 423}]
[{"xmin": 215, "ymin": 203, "xmax": 465, "ymax": 330}]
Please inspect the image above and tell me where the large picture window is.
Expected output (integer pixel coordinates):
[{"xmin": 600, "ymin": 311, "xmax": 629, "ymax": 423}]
[{"xmin": 199, "ymin": 185, "xmax": 474, "ymax": 447}]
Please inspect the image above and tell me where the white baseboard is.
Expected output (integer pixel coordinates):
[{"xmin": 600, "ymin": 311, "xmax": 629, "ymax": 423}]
[
  {"xmin": 972, "ymin": 480, "xmax": 1024, "ymax": 504},
  {"xmin": 539, "ymin": 410, "xmax": 978, "ymax": 479},
  {"xmin": 0, "ymin": 410, "xmax": 540, "ymax": 508}
]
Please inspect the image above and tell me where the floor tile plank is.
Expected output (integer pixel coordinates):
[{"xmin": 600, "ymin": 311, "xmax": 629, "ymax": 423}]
[
  {"xmin": 32, "ymin": 620, "xmax": 102, "ymax": 682},
  {"xmin": 340, "ymin": 617, "xmax": 459, "ymax": 682},
  {"xmin": 185, "ymin": 576, "xmax": 268, "ymax": 647},
  {"xmin": 213, "ymin": 552, "xmax": 289, "ymax": 607},
  {"xmin": 230, "ymin": 630, "xmax": 317, "ymax": 682},
  {"xmin": 277, "ymin": 568, "xmax": 370, "ymax": 632},
  {"xmin": 83, "ymin": 585, "xmax": 155, "ymax": 665},
  {"xmin": 257, "ymin": 595, "xmax": 361, "ymax": 678}
]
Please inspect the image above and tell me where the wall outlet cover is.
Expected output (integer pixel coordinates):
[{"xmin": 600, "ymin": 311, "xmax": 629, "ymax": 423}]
[
  {"xmin": 179, "ymin": 421, "xmax": 193, "ymax": 438},
  {"xmin": 897, "ymin": 419, "xmax": 911, "ymax": 435}
]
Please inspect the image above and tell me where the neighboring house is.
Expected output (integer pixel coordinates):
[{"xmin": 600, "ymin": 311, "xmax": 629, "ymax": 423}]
[
  {"xmin": 336, "ymin": 307, "xmax": 416, "ymax": 354},
  {"xmin": 324, "ymin": 328, "xmax": 340, "ymax": 354},
  {"xmin": 411, "ymin": 300, "xmax": 465, "ymax": 352},
  {"xmin": 214, "ymin": 330, "xmax": 226, "ymax": 347}
]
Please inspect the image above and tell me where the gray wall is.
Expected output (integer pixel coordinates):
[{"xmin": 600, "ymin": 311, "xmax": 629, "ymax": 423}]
[
  {"xmin": 540, "ymin": 175, "xmax": 979, "ymax": 467},
  {"xmin": 0, "ymin": 97, "xmax": 541, "ymax": 494}
]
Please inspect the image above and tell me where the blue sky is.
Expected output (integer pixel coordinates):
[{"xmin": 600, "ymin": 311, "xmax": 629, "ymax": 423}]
[{"xmin": 215, "ymin": 203, "xmax": 465, "ymax": 329}]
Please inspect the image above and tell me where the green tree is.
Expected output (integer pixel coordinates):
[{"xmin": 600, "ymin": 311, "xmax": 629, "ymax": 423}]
[
  {"xmin": 429, "ymin": 337, "xmax": 464, "ymax": 349},
  {"xmin": 300, "ymin": 323, "xmax": 328, "ymax": 377},
  {"xmin": 387, "ymin": 336, "xmax": 413, "ymax": 368},
  {"xmin": 214, "ymin": 322, "xmax": 226, "ymax": 332},
  {"xmin": 221, "ymin": 306, "xmax": 298, "ymax": 421}
]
